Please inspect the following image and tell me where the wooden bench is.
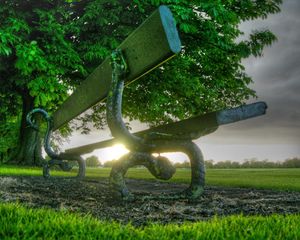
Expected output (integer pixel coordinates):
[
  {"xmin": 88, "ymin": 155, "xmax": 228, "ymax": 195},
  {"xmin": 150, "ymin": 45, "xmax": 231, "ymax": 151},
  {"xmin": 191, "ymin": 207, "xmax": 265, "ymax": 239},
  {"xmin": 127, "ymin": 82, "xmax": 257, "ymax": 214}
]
[
  {"xmin": 26, "ymin": 5, "xmax": 181, "ymax": 178},
  {"xmin": 27, "ymin": 5, "xmax": 267, "ymax": 200}
]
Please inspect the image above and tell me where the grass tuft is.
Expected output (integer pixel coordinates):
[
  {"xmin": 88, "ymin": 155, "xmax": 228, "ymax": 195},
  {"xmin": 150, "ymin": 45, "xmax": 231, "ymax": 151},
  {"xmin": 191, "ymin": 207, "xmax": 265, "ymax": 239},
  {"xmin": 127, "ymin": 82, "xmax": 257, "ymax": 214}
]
[{"xmin": 0, "ymin": 203, "xmax": 299, "ymax": 240}]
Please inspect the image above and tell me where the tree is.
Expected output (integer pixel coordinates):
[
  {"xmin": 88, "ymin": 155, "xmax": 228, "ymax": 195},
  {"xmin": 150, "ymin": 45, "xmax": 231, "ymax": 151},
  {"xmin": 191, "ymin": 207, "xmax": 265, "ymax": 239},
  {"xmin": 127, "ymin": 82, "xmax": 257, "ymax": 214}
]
[
  {"xmin": 0, "ymin": 1, "xmax": 88, "ymax": 165},
  {"xmin": 282, "ymin": 158, "xmax": 300, "ymax": 168},
  {"xmin": 103, "ymin": 160, "xmax": 116, "ymax": 168},
  {"xmin": 174, "ymin": 161, "xmax": 191, "ymax": 168},
  {"xmin": 204, "ymin": 160, "xmax": 214, "ymax": 169},
  {"xmin": 85, "ymin": 155, "xmax": 101, "ymax": 167},
  {"xmin": 0, "ymin": 0, "xmax": 282, "ymax": 165}
]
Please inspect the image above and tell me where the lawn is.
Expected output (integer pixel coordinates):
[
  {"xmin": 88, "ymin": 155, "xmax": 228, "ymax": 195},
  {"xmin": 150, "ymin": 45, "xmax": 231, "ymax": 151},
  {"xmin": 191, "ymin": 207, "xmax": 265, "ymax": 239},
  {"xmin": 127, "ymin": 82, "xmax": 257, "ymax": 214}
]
[
  {"xmin": 0, "ymin": 164, "xmax": 300, "ymax": 191},
  {"xmin": 0, "ymin": 164, "xmax": 299, "ymax": 239},
  {"xmin": 0, "ymin": 203, "xmax": 299, "ymax": 240}
]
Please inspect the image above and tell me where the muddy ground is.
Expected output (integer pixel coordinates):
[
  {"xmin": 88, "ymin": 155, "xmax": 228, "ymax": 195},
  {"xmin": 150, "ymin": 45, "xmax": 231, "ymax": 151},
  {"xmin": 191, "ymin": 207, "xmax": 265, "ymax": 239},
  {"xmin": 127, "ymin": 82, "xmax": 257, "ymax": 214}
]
[{"xmin": 0, "ymin": 176, "xmax": 299, "ymax": 226}]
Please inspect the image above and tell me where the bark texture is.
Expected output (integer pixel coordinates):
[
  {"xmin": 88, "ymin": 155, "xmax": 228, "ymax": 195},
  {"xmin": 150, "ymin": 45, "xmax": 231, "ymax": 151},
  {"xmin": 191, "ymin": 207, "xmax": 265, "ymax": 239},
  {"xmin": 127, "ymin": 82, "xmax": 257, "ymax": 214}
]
[{"xmin": 12, "ymin": 90, "xmax": 43, "ymax": 166}]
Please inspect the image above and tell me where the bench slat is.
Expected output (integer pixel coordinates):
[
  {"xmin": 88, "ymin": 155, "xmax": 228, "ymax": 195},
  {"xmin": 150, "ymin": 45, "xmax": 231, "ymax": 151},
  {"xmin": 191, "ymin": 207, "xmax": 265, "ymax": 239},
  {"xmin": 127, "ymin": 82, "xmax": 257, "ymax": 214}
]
[
  {"xmin": 53, "ymin": 6, "xmax": 181, "ymax": 130},
  {"xmin": 65, "ymin": 102, "xmax": 267, "ymax": 155}
]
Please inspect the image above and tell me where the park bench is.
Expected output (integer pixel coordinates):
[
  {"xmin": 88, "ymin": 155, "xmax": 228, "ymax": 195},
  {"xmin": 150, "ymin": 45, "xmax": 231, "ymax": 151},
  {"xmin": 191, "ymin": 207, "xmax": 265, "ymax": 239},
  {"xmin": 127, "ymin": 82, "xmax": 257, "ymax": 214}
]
[
  {"xmin": 27, "ymin": 6, "xmax": 267, "ymax": 200},
  {"xmin": 27, "ymin": 5, "xmax": 181, "ymax": 178}
]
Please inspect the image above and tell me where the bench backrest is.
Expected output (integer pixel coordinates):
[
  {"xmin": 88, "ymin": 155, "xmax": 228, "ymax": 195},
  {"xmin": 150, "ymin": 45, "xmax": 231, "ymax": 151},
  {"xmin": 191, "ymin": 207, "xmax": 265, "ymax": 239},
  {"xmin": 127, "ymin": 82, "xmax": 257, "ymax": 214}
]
[{"xmin": 52, "ymin": 6, "xmax": 181, "ymax": 130}]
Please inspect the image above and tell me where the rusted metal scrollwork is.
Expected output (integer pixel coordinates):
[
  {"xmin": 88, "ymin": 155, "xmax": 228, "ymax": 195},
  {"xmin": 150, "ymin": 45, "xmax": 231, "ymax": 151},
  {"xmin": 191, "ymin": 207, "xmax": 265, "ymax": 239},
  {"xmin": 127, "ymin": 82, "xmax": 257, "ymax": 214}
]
[
  {"xmin": 26, "ymin": 109, "xmax": 85, "ymax": 179},
  {"xmin": 107, "ymin": 49, "xmax": 205, "ymax": 200}
]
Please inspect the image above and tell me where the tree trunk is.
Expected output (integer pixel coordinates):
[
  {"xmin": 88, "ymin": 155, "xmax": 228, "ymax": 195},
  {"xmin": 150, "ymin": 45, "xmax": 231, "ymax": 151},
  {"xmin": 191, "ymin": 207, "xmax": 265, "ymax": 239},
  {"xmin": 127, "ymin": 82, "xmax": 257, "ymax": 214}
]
[{"xmin": 10, "ymin": 90, "xmax": 43, "ymax": 166}]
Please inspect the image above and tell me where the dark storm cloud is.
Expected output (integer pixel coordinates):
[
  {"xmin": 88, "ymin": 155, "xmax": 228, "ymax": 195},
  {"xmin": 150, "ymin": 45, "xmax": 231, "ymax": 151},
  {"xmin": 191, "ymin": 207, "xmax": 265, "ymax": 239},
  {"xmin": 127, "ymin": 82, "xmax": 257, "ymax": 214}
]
[{"xmin": 213, "ymin": 0, "xmax": 300, "ymax": 144}]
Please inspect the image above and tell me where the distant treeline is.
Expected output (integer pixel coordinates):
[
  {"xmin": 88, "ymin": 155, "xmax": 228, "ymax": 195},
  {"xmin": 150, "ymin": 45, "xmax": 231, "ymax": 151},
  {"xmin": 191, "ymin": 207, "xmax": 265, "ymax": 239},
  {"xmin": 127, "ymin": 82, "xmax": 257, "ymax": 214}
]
[
  {"xmin": 174, "ymin": 158, "xmax": 300, "ymax": 169},
  {"xmin": 86, "ymin": 156, "xmax": 300, "ymax": 168}
]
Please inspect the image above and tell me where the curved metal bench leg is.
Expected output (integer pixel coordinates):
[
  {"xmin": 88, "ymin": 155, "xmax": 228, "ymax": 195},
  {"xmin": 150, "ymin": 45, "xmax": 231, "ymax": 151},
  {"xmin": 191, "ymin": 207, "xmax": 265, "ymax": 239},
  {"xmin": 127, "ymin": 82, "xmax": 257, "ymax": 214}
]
[
  {"xmin": 43, "ymin": 154, "xmax": 86, "ymax": 179},
  {"xmin": 109, "ymin": 152, "xmax": 175, "ymax": 201},
  {"xmin": 180, "ymin": 142, "xmax": 205, "ymax": 199},
  {"xmin": 109, "ymin": 142, "xmax": 205, "ymax": 200},
  {"xmin": 59, "ymin": 153, "xmax": 86, "ymax": 179},
  {"xmin": 27, "ymin": 108, "xmax": 86, "ymax": 180}
]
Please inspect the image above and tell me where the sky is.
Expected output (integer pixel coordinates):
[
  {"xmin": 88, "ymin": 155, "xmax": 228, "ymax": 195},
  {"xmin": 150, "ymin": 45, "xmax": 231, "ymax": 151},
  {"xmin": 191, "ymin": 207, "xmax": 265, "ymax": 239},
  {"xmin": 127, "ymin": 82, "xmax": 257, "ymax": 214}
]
[{"xmin": 63, "ymin": 0, "xmax": 300, "ymax": 163}]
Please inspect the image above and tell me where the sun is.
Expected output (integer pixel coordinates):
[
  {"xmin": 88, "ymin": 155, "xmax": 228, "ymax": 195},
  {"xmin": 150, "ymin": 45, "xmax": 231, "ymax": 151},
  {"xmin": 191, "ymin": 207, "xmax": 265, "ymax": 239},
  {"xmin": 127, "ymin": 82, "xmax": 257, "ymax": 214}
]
[{"xmin": 108, "ymin": 144, "xmax": 129, "ymax": 160}]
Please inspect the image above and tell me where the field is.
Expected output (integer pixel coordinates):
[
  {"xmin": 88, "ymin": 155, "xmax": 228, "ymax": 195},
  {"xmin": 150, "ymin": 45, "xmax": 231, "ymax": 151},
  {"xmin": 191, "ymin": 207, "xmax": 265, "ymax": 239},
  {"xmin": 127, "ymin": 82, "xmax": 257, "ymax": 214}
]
[
  {"xmin": 0, "ymin": 164, "xmax": 299, "ymax": 239},
  {"xmin": 1, "ymin": 165, "xmax": 300, "ymax": 191}
]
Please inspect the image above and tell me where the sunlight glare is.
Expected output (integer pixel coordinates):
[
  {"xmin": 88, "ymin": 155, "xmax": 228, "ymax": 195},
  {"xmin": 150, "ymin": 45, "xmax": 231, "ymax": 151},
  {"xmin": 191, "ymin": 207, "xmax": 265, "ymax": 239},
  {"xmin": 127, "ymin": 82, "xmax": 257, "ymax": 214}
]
[{"xmin": 109, "ymin": 144, "xmax": 129, "ymax": 160}]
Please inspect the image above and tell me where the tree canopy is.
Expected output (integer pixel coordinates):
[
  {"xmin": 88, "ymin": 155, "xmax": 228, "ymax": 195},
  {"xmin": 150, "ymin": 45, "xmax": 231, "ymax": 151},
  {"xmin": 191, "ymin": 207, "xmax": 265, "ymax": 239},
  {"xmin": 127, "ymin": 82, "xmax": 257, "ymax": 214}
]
[{"xmin": 0, "ymin": 0, "xmax": 282, "ymax": 164}]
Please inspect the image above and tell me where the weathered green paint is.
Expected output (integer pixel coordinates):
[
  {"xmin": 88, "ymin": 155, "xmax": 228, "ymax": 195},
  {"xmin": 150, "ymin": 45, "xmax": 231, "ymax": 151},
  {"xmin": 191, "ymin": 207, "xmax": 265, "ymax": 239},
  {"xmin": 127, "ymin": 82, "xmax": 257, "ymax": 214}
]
[
  {"xmin": 65, "ymin": 102, "xmax": 267, "ymax": 155},
  {"xmin": 53, "ymin": 5, "xmax": 181, "ymax": 130}
]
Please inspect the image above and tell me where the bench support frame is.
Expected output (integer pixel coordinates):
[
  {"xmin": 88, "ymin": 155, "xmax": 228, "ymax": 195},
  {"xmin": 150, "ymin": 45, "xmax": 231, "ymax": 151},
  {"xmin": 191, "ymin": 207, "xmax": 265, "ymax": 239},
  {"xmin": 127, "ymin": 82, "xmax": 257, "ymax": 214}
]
[
  {"xmin": 107, "ymin": 50, "xmax": 205, "ymax": 200},
  {"xmin": 24, "ymin": 5, "xmax": 268, "ymax": 200}
]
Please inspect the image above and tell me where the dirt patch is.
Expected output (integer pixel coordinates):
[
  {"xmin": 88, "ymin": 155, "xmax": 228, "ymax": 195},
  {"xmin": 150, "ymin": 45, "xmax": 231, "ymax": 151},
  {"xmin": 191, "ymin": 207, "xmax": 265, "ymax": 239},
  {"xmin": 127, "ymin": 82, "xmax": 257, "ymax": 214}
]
[{"xmin": 0, "ymin": 176, "xmax": 299, "ymax": 226}]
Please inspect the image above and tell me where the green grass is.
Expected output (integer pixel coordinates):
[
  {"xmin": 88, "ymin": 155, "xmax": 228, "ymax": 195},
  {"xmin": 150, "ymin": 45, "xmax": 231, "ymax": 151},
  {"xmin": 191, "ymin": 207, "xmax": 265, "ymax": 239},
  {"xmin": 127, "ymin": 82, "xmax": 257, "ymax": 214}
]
[
  {"xmin": 0, "ymin": 203, "xmax": 299, "ymax": 240},
  {"xmin": 204, "ymin": 168, "xmax": 300, "ymax": 191},
  {"xmin": 1, "ymin": 164, "xmax": 300, "ymax": 191},
  {"xmin": 0, "ymin": 166, "xmax": 299, "ymax": 239},
  {"xmin": 0, "ymin": 164, "xmax": 42, "ymax": 176},
  {"xmin": 125, "ymin": 168, "xmax": 300, "ymax": 191}
]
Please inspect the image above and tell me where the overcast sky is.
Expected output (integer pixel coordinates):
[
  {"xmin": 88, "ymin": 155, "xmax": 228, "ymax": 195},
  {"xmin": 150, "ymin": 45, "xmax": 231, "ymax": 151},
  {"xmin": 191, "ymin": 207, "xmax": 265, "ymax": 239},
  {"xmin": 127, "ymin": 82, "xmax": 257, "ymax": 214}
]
[
  {"xmin": 64, "ymin": 0, "xmax": 300, "ymax": 162},
  {"xmin": 196, "ymin": 0, "xmax": 300, "ymax": 161}
]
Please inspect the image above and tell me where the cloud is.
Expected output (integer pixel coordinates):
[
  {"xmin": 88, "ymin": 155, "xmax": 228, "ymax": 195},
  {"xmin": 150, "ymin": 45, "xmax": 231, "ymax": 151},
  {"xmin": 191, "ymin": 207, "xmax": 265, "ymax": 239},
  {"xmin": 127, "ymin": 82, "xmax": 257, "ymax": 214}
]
[{"xmin": 219, "ymin": 0, "xmax": 300, "ymax": 144}]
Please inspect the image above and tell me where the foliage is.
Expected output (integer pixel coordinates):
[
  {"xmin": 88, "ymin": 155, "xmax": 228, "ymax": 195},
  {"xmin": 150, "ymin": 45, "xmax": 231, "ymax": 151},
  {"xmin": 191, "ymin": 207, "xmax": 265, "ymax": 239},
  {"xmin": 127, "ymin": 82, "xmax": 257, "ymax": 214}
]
[
  {"xmin": 204, "ymin": 158, "xmax": 300, "ymax": 169},
  {"xmin": 103, "ymin": 160, "xmax": 117, "ymax": 168},
  {"xmin": 282, "ymin": 158, "xmax": 300, "ymax": 168},
  {"xmin": 0, "ymin": 1, "xmax": 89, "ymax": 163},
  {"xmin": 122, "ymin": 0, "xmax": 281, "ymax": 125},
  {"xmin": 0, "ymin": 203, "xmax": 299, "ymax": 239},
  {"xmin": 173, "ymin": 161, "xmax": 190, "ymax": 168},
  {"xmin": 85, "ymin": 155, "xmax": 101, "ymax": 167},
  {"xmin": 0, "ymin": 117, "xmax": 19, "ymax": 163},
  {"xmin": 1, "ymin": 165, "xmax": 300, "ymax": 191},
  {"xmin": 0, "ymin": 0, "xmax": 282, "ymax": 162},
  {"xmin": 0, "ymin": 3, "xmax": 86, "ymax": 110}
]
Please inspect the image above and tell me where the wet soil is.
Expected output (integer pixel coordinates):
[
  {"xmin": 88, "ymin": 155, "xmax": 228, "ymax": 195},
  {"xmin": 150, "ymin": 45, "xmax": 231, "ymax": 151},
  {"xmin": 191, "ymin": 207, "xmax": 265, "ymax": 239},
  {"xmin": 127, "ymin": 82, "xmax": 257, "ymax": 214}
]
[{"xmin": 0, "ymin": 176, "xmax": 299, "ymax": 226}]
